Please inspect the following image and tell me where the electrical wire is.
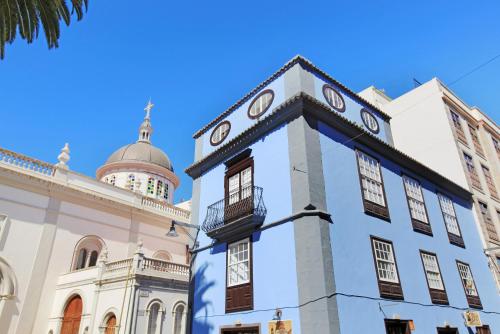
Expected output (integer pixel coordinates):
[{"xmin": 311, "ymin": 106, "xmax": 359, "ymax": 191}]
[{"xmin": 193, "ymin": 290, "xmax": 500, "ymax": 320}]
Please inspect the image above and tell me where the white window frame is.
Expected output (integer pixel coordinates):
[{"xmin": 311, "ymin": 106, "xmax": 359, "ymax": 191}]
[
  {"xmin": 248, "ymin": 90, "xmax": 274, "ymax": 118},
  {"xmin": 457, "ymin": 262, "xmax": 478, "ymax": 297},
  {"xmin": 438, "ymin": 194, "xmax": 461, "ymax": 237},
  {"xmin": 357, "ymin": 151, "xmax": 386, "ymax": 207},
  {"xmin": 403, "ymin": 175, "xmax": 428, "ymax": 223},
  {"xmin": 421, "ymin": 252, "xmax": 445, "ymax": 290},
  {"xmin": 372, "ymin": 238, "xmax": 399, "ymax": 283},
  {"xmin": 210, "ymin": 121, "xmax": 230, "ymax": 145},
  {"xmin": 227, "ymin": 238, "xmax": 251, "ymax": 287}
]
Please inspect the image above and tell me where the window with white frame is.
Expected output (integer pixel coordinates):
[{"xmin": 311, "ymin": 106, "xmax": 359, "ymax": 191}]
[
  {"xmin": 210, "ymin": 121, "xmax": 231, "ymax": 146},
  {"xmin": 493, "ymin": 137, "xmax": 500, "ymax": 159},
  {"xmin": 421, "ymin": 252, "xmax": 445, "ymax": 290},
  {"xmin": 248, "ymin": 90, "xmax": 274, "ymax": 119},
  {"xmin": 357, "ymin": 151, "xmax": 386, "ymax": 207},
  {"xmin": 438, "ymin": 194, "xmax": 461, "ymax": 236},
  {"xmin": 227, "ymin": 239, "xmax": 250, "ymax": 287},
  {"xmin": 228, "ymin": 167, "xmax": 252, "ymax": 205},
  {"xmin": 360, "ymin": 109, "xmax": 380, "ymax": 133},
  {"xmin": 372, "ymin": 238, "xmax": 399, "ymax": 283},
  {"xmin": 322, "ymin": 85, "xmax": 345, "ymax": 112},
  {"xmin": 457, "ymin": 262, "xmax": 478, "ymax": 296},
  {"xmin": 163, "ymin": 183, "xmax": 169, "ymax": 201},
  {"xmin": 403, "ymin": 175, "xmax": 428, "ymax": 223},
  {"xmin": 156, "ymin": 180, "xmax": 163, "ymax": 197}
]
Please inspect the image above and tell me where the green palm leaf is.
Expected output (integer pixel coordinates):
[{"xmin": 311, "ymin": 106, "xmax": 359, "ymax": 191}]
[{"xmin": 0, "ymin": 0, "xmax": 89, "ymax": 59}]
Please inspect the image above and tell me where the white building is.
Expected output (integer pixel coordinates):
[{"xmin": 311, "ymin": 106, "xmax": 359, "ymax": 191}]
[
  {"xmin": 359, "ymin": 81, "xmax": 500, "ymax": 290},
  {"xmin": 0, "ymin": 101, "xmax": 193, "ymax": 334}
]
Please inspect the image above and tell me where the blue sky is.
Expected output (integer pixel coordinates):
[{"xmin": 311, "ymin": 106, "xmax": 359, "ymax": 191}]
[{"xmin": 1, "ymin": 0, "xmax": 499, "ymax": 201}]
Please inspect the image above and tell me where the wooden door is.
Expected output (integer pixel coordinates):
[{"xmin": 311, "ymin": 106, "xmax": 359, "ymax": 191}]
[
  {"xmin": 221, "ymin": 326, "xmax": 259, "ymax": 334},
  {"xmin": 61, "ymin": 296, "xmax": 82, "ymax": 334},
  {"xmin": 105, "ymin": 315, "xmax": 117, "ymax": 334}
]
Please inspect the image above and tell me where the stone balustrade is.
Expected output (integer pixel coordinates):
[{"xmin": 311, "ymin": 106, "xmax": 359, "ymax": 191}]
[
  {"xmin": 0, "ymin": 147, "xmax": 55, "ymax": 176},
  {"xmin": 141, "ymin": 196, "xmax": 191, "ymax": 221}
]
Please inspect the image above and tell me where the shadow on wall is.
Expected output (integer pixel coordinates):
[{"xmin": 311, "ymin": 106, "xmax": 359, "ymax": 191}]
[{"xmin": 192, "ymin": 262, "xmax": 216, "ymax": 334}]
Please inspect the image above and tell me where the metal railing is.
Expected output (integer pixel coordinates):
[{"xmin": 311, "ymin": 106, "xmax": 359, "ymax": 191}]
[
  {"xmin": 0, "ymin": 147, "xmax": 55, "ymax": 176},
  {"xmin": 201, "ymin": 186, "xmax": 266, "ymax": 233}
]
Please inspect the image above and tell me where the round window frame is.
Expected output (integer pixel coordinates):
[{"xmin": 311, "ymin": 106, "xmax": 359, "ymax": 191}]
[
  {"xmin": 210, "ymin": 121, "xmax": 231, "ymax": 146},
  {"xmin": 360, "ymin": 108, "xmax": 380, "ymax": 134},
  {"xmin": 322, "ymin": 84, "xmax": 346, "ymax": 113},
  {"xmin": 247, "ymin": 89, "xmax": 275, "ymax": 119}
]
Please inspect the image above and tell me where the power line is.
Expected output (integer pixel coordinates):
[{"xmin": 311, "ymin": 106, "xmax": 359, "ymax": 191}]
[{"xmin": 193, "ymin": 291, "xmax": 500, "ymax": 320}]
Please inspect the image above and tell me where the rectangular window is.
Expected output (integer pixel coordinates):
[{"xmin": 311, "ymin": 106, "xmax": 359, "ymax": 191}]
[
  {"xmin": 226, "ymin": 238, "xmax": 253, "ymax": 312},
  {"xmin": 477, "ymin": 325, "xmax": 492, "ymax": 334},
  {"xmin": 371, "ymin": 237, "xmax": 403, "ymax": 299},
  {"xmin": 493, "ymin": 137, "xmax": 500, "ymax": 160},
  {"xmin": 227, "ymin": 239, "xmax": 250, "ymax": 286},
  {"xmin": 438, "ymin": 194, "xmax": 465, "ymax": 248},
  {"xmin": 403, "ymin": 175, "xmax": 431, "ymax": 235},
  {"xmin": 356, "ymin": 150, "xmax": 390, "ymax": 220},
  {"xmin": 468, "ymin": 124, "xmax": 484, "ymax": 156},
  {"xmin": 437, "ymin": 328, "xmax": 459, "ymax": 334},
  {"xmin": 450, "ymin": 110, "xmax": 467, "ymax": 143},
  {"xmin": 420, "ymin": 251, "xmax": 448, "ymax": 305},
  {"xmin": 224, "ymin": 156, "xmax": 254, "ymax": 223},
  {"xmin": 481, "ymin": 165, "xmax": 498, "ymax": 198},
  {"xmin": 478, "ymin": 201, "xmax": 499, "ymax": 242},
  {"xmin": 463, "ymin": 152, "xmax": 482, "ymax": 190},
  {"xmin": 456, "ymin": 261, "xmax": 482, "ymax": 309}
]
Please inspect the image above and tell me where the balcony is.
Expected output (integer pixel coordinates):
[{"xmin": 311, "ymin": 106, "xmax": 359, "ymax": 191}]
[{"xmin": 202, "ymin": 186, "xmax": 267, "ymax": 241}]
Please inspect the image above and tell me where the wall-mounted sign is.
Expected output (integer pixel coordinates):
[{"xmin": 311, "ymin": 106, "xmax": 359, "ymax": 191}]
[
  {"xmin": 464, "ymin": 311, "xmax": 482, "ymax": 327},
  {"xmin": 139, "ymin": 290, "xmax": 150, "ymax": 298},
  {"xmin": 268, "ymin": 320, "xmax": 292, "ymax": 334}
]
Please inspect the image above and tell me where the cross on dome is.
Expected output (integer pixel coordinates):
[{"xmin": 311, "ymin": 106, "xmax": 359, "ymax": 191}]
[
  {"xmin": 144, "ymin": 99, "xmax": 154, "ymax": 120},
  {"xmin": 138, "ymin": 99, "xmax": 154, "ymax": 143}
]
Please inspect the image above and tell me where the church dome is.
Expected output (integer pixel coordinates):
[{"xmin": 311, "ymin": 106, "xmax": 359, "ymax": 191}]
[{"xmin": 105, "ymin": 142, "xmax": 173, "ymax": 171}]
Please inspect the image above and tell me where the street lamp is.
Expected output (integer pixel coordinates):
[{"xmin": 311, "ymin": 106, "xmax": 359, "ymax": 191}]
[{"xmin": 165, "ymin": 220, "xmax": 200, "ymax": 334}]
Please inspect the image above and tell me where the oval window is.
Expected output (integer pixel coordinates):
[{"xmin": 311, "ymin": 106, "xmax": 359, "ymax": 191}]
[
  {"xmin": 360, "ymin": 109, "xmax": 380, "ymax": 133},
  {"xmin": 248, "ymin": 90, "xmax": 274, "ymax": 119},
  {"xmin": 210, "ymin": 121, "xmax": 231, "ymax": 146},
  {"xmin": 322, "ymin": 85, "xmax": 345, "ymax": 112}
]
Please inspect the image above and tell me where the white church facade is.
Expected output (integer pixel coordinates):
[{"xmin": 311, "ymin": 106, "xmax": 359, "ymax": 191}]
[{"xmin": 0, "ymin": 102, "xmax": 193, "ymax": 334}]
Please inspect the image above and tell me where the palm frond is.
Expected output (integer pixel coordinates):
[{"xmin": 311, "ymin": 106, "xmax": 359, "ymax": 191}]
[{"xmin": 0, "ymin": 0, "xmax": 89, "ymax": 59}]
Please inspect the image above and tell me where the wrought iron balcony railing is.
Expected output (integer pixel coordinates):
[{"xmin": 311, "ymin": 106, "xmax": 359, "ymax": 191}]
[{"xmin": 202, "ymin": 186, "xmax": 267, "ymax": 239}]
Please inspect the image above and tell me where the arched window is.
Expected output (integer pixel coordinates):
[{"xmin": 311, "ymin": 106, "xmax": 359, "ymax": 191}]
[
  {"xmin": 61, "ymin": 295, "xmax": 82, "ymax": 334},
  {"xmin": 128, "ymin": 174, "xmax": 135, "ymax": 191},
  {"xmin": 0, "ymin": 257, "xmax": 16, "ymax": 319},
  {"xmin": 163, "ymin": 183, "xmax": 169, "ymax": 201},
  {"xmin": 156, "ymin": 180, "xmax": 163, "ymax": 198},
  {"xmin": 76, "ymin": 249, "xmax": 87, "ymax": 270},
  {"xmin": 147, "ymin": 177, "xmax": 155, "ymax": 195},
  {"xmin": 103, "ymin": 313, "xmax": 117, "ymax": 334},
  {"xmin": 152, "ymin": 250, "xmax": 172, "ymax": 262},
  {"xmin": 72, "ymin": 236, "xmax": 105, "ymax": 271},
  {"xmin": 146, "ymin": 300, "xmax": 164, "ymax": 334},
  {"xmin": 172, "ymin": 302, "xmax": 186, "ymax": 334},
  {"xmin": 89, "ymin": 251, "xmax": 99, "ymax": 267}
]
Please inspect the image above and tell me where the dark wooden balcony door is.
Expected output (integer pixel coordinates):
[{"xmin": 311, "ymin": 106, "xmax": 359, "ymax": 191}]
[
  {"xmin": 385, "ymin": 320, "xmax": 410, "ymax": 334},
  {"xmin": 437, "ymin": 328, "xmax": 458, "ymax": 334},
  {"xmin": 61, "ymin": 296, "xmax": 82, "ymax": 334},
  {"xmin": 221, "ymin": 326, "xmax": 259, "ymax": 334},
  {"xmin": 225, "ymin": 157, "xmax": 254, "ymax": 223}
]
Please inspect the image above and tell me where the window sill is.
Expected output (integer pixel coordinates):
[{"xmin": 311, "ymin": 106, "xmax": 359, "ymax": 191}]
[
  {"xmin": 411, "ymin": 219, "xmax": 433, "ymax": 236},
  {"xmin": 363, "ymin": 200, "xmax": 390, "ymax": 222},
  {"xmin": 448, "ymin": 233, "xmax": 465, "ymax": 248}
]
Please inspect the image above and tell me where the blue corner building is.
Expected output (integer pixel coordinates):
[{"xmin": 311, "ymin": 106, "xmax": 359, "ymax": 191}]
[{"xmin": 185, "ymin": 56, "xmax": 500, "ymax": 334}]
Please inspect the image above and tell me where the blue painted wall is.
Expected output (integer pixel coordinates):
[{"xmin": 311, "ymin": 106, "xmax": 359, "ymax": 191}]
[
  {"xmin": 192, "ymin": 125, "xmax": 303, "ymax": 333},
  {"xmin": 318, "ymin": 121, "xmax": 500, "ymax": 333}
]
